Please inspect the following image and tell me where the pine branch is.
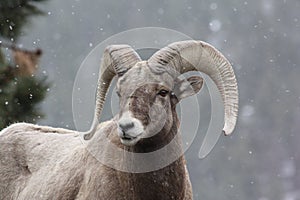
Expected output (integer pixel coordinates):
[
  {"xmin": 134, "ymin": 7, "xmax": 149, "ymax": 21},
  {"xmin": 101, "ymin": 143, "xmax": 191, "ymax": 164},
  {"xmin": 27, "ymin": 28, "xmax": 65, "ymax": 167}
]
[
  {"xmin": 0, "ymin": 41, "xmax": 20, "ymax": 51},
  {"xmin": 0, "ymin": 41, "xmax": 41, "ymax": 54}
]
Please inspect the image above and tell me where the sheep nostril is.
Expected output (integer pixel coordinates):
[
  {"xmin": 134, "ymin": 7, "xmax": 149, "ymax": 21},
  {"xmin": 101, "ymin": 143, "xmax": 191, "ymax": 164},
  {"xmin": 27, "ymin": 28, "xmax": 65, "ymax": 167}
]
[
  {"xmin": 119, "ymin": 122, "xmax": 134, "ymax": 132},
  {"xmin": 119, "ymin": 129, "xmax": 125, "ymax": 137}
]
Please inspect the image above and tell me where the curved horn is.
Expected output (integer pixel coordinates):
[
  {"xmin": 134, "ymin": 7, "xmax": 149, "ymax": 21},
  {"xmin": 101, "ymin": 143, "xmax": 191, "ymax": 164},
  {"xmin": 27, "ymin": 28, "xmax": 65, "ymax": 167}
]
[
  {"xmin": 148, "ymin": 40, "xmax": 238, "ymax": 135},
  {"xmin": 83, "ymin": 45, "xmax": 141, "ymax": 140}
]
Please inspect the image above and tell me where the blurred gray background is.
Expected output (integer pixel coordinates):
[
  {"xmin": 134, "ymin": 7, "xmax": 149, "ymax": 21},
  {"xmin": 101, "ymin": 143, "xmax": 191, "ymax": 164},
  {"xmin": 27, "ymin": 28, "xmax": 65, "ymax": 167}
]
[{"xmin": 10, "ymin": 0, "xmax": 300, "ymax": 199}]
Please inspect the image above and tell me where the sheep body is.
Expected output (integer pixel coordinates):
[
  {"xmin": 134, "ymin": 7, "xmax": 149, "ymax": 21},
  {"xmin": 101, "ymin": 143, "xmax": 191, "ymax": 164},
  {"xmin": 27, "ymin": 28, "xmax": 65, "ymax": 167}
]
[{"xmin": 0, "ymin": 122, "xmax": 192, "ymax": 200}]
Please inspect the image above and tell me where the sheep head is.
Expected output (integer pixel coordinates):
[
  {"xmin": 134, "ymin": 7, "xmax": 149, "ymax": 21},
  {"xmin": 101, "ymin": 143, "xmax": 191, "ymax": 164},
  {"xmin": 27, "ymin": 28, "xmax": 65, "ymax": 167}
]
[
  {"xmin": 115, "ymin": 61, "xmax": 203, "ymax": 146},
  {"xmin": 83, "ymin": 41, "xmax": 239, "ymax": 147}
]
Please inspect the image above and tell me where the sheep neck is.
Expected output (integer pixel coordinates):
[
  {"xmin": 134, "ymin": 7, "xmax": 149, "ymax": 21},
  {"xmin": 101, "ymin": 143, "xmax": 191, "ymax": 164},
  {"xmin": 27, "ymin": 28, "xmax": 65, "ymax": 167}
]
[
  {"xmin": 85, "ymin": 109, "xmax": 189, "ymax": 199},
  {"xmin": 114, "ymin": 111, "xmax": 187, "ymax": 199}
]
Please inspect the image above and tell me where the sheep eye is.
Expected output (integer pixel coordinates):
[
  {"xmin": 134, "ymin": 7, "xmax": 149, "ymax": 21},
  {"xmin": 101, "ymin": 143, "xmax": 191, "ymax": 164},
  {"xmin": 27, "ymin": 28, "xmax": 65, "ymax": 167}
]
[
  {"xmin": 116, "ymin": 91, "xmax": 121, "ymax": 97},
  {"xmin": 157, "ymin": 89, "xmax": 169, "ymax": 97}
]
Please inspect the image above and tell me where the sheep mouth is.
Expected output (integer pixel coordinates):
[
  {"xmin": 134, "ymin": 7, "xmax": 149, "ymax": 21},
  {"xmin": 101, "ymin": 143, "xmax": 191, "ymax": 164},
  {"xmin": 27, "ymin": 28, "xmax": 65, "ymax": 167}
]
[
  {"xmin": 120, "ymin": 135, "xmax": 141, "ymax": 146},
  {"xmin": 121, "ymin": 136, "xmax": 136, "ymax": 140}
]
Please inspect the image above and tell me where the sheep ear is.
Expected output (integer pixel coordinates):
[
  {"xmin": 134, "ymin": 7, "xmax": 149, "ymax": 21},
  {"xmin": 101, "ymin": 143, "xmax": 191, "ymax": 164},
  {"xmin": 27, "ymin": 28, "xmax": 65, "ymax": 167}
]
[{"xmin": 174, "ymin": 76, "xmax": 203, "ymax": 101}]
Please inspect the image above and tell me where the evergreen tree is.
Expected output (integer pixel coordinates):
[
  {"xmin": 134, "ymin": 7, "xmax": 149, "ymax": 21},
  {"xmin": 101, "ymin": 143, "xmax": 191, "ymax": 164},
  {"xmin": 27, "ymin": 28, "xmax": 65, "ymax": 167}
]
[
  {"xmin": 0, "ymin": 0, "xmax": 47, "ymax": 40},
  {"xmin": 0, "ymin": 0, "xmax": 49, "ymax": 130}
]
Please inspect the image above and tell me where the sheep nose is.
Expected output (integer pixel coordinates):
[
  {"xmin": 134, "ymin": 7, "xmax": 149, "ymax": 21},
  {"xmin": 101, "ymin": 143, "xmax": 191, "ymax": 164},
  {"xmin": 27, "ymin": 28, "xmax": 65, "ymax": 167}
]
[{"xmin": 119, "ymin": 122, "xmax": 134, "ymax": 132}]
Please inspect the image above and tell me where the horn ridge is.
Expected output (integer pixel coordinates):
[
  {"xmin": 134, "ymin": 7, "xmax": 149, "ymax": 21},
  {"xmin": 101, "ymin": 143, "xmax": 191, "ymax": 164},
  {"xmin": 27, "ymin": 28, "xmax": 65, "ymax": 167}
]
[{"xmin": 148, "ymin": 40, "xmax": 239, "ymax": 135}]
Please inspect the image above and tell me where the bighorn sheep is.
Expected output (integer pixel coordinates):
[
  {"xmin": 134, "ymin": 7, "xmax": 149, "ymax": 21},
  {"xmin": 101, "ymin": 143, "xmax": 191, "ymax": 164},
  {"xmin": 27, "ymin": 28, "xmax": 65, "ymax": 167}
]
[{"xmin": 0, "ymin": 40, "xmax": 238, "ymax": 200}]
